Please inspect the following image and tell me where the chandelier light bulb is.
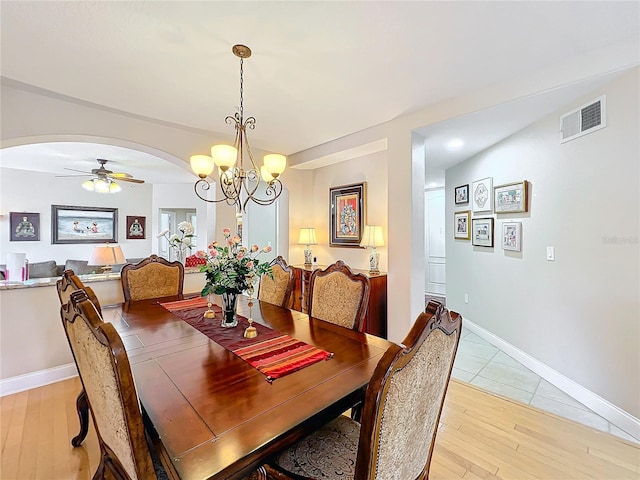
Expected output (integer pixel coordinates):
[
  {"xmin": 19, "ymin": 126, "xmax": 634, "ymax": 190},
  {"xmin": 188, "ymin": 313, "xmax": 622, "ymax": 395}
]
[
  {"xmin": 211, "ymin": 145, "xmax": 238, "ymax": 170},
  {"xmin": 109, "ymin": 181, "xmax": 122, "ymax": 193},
  {"xmin": 190, "ymin": 154, "xmax": 215, "ymax": 178},
  {"xmin": 263, "ymin": 153, "xmax": 286, "ymax": 178}
]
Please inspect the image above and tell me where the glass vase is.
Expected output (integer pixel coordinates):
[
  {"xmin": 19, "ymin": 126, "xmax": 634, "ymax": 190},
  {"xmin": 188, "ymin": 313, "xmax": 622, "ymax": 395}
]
[{"xmin": 220, "ymin": 291, "xmax": 239, "ymax": 327}]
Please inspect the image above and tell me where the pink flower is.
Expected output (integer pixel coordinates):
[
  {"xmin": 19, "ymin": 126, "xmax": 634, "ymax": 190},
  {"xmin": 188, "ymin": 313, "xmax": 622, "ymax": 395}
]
[
  {"xmin": 209, "ymin": 249, "xmax": 218, "ymax": 257},
  {"xmin": 246, "ymin": 261, "xmax": 254, "ymax": 269},
  {"xmin": 195, "ymin": 250, "xmax": 205, "ymax": 258},
  {"xmin": 209, "ymin": 241, "xmax": 218, "ymax": 248},
  {"xmin": 232, "ymin": 235, "xmax": 241, "ymax": 244},
  {"xmin": 223, "ymin": 228, "xmax": 231, "ymax": 235},
  {"xmin": 263, "ymin": 245, "xmax": 272, "ymax": 253},
  {"xmin": 227, "ymin": 239, "xmax": 234, "ymax": 246},
  {"xmin": 237, "ymin": 252, "xmax": 244, "ymax": 259},
  {"xmin": 251, "ymin": 244, "xmax": 259, "ymax": 252}
]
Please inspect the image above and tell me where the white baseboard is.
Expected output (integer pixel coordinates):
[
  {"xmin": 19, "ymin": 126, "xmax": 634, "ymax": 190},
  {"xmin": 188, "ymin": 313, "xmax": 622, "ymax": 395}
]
[
  {"xmin": 0, "ymin": 363, "xmax": 78, "ymax": 397},
  {"xmin": 464, "ymin": 318, "xmax": 640, "ymax": 442}
]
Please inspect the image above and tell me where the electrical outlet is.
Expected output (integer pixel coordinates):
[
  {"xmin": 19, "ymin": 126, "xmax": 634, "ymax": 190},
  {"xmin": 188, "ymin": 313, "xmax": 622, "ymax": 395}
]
[
  {"xmin": 546, "ymin": 246, "xmax": 555, "ymax": 261},
  {"xmin": 464, "ymin": 293, "xmax": 469, "ymax": 304}
]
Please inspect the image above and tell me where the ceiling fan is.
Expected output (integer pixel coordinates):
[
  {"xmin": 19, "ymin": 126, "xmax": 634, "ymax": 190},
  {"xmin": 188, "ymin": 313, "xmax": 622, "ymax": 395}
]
[{"xmin": 59, "ymin": 159, "xmax": 145, "ymax": 193}]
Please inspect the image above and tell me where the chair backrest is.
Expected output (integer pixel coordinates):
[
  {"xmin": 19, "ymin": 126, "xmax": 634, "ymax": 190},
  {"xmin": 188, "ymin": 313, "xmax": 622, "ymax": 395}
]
[
  {"xmin": 355, "ymin": 300, "xmax": 462, "ymax": 480},
  {"xmin": 60, "ymin": 289, "xmax": 157, "ymax": 480},
  {"xmin": 258, "ymin": 256, "xmax": 294, "ymax": 308},
  {"xmin": 120, "ymin": 255, "xmax": 184, "ymax": 301},
  {"xmin": 308, "ymin": 260, "xmax": 370, "ymax": 331},
  {"xmin": 56, "ymin": 269, "xmax": 102, "ymax": 314}
]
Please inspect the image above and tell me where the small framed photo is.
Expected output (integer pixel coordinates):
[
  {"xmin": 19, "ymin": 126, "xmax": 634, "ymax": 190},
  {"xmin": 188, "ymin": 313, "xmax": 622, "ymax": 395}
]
[
  {"xmin": 455, "ymin": 184, "xmax": 469, "ymax": 204},
  {"xmin": 494, "ymin": 180, "xmax": 528, "ymax": 213},
  {"xmin": 502, "ymin": 222, "xmax": 522, "ymax": 251},
  {"xmin": 454, "ymin": 211, "xmax": 471, "ymax": 240},
  {"xmin": 10, "ymin": 212, "xmax": 40, "ymax": 241},
  {"xmin": 126, "ymin": 216, "xmax": 146, "ymax": 239},
  {"xmin": 472, "ymin": 217, "xmax": 494, "ymax": 247},
  {"xmin": 472, "ymin": 177, "xmax": 493, "ymax": 213}
]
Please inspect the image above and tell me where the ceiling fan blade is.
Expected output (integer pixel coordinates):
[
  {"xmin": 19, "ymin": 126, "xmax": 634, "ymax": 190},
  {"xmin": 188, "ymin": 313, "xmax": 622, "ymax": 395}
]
[
  {"xmin": 114, "ymin": 176, "xmax": 145, "ymax": 184},
  {"xmin": 109, "ymin": 172, "xmax": 133, "ymax": 179},
  {"xmin": 64, "ymin": 167, "xmax": 92, "ymax": 174},
  {"xmin": 55, "ymin": 173, "xmax": 92, "ymax": 178}
]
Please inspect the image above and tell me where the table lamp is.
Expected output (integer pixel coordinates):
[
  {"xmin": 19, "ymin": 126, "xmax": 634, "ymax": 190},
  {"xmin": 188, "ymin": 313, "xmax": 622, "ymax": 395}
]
[
  {"xmin": 298, "ymin": 228, "xmax": 317, "ymax": 266},
  {"xmin": 360, "ymin": 225, "xmax": 384, "ymax": 274},
  {"xmin": 89, "ymin": 244, "xmax": 126, "ymax": 273}
]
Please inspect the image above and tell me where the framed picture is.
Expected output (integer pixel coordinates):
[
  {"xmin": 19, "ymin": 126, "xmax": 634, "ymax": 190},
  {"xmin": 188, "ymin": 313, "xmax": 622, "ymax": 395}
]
[
  {"xmin": 126, "ymin": 216, "xmax": 146, "ymax": 240},
  {"xmin": 472, "ymin": 217, "xmax": 494, "ymax": 247},
  {"xmin": 329, "ymin": 182, "xmax": 365, "ymax": 247},
  {"xmin": 52, "ymin": 205, "xmax": 118, "ymax": 244},
  {"xmin": 502, "ymin": 222, "xmax": 522, "ymax": 251},
  {"xmin": 10, "ymin": 212, "xmax": 40, "ymax": 242},
  {"xmin": 455, "ymin": 184, "xmax": 469, "ymax": 204},
  {"xmin": 494, "ymin": 180, "xmax": 529, "ymax": 213},
  {"xmin": 454, "ymin": 210, "xmax": 471, "ymax": 240},
  {"xmin": 472, "ymin": 177, "xmax": 493, "ymax": 213}
]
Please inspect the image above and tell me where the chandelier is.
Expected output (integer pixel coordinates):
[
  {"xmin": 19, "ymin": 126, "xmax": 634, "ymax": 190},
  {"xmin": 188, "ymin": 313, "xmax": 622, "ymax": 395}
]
[{"xmin": 190, "ymin": 45, "xmax": 286, "ymax": 213}]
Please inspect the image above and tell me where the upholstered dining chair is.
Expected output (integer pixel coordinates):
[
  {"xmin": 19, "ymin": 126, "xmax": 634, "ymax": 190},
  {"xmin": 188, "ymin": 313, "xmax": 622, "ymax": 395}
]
[
  {"xmin": 307, "ymin": 260, "xmax": 370, "ymax": 332},
  {"xmin": 56, "ymin": 269, "xmax": 102, "ymax": 447},
  {"xmin": 60, "ymin": 289, "xmax": 171, "ymax": 480},
  {"xmin": 258, "ymin": 256, "xmax": 295, "ymax": 308},
  {"xmin": 120, "ymin": 255, "xmax": 184, "ymax": 301},
  {"xmin": 270, "ymin": 300, "xmax": 462, "ymax": 480}
]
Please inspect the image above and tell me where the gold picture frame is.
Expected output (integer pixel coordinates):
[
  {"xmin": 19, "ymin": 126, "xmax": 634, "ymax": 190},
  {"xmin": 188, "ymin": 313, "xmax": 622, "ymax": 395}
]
[{"xmin": 454, "ymin": 210, "xmax": 471, "ymax": 240}]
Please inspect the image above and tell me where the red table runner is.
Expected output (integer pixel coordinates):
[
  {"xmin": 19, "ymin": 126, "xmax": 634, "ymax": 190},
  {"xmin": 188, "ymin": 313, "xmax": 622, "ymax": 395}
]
[{"xmin": 159, "ymin": 297, "xmax": 333, "ymax": 381}]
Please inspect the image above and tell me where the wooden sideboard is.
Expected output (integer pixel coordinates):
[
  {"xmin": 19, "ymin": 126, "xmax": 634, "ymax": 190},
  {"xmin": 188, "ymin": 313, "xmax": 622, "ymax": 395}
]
[{"xmin": 290, "ymin": 264, "xmax": 388, "ymax": 338}]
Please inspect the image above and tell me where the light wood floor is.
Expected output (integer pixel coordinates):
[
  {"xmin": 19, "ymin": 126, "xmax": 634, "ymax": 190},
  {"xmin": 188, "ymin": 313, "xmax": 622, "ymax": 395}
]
[{"xmin": 1, "ymin": 377, "xmax": 638, "ymax": 479}]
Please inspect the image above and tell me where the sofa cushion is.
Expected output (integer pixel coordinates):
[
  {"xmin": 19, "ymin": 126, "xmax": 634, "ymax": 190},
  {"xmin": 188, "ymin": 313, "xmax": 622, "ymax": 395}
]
[
  {"xmin": 64, "ymin": 260, "xmax": 96, "ymax": 275},
  {"xmin": 28, "ymin": 260, "xmax": 58, "ymax": 278}
]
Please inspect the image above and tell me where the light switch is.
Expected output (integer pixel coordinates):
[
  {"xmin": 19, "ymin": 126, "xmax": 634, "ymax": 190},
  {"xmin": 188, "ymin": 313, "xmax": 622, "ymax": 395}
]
[{"xmin": 546, "ymin": 246, "xmax": 555, "ymax": 261}]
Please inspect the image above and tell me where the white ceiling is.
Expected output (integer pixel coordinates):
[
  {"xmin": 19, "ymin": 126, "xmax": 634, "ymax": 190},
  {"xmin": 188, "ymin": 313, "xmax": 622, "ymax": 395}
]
[{"xmin": 1, "ymin": 1, "xmax": 638, "ymax": 182}]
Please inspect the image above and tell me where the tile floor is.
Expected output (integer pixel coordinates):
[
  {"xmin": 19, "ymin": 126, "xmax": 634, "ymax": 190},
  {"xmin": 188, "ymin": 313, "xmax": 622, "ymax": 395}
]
[{"xmin": 452, "ymin": 328, "xmax": 639, "ymax": 444}]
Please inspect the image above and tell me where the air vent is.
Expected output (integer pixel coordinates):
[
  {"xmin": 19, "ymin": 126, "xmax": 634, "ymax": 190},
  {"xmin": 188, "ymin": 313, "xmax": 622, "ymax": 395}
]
[{"xmin": 560, "ymin": 95, "xmax": 606, "ymax": 143}]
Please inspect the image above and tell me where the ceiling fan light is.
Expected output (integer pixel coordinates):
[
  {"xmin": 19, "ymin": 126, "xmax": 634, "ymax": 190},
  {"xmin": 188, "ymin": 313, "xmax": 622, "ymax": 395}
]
[
  {"xmin": 263, "ymin": 153, "xmax": 286, "ymax": 177},
  {"xmin": 109, "ymin": 181, "xmax": 121, "ymax": 193},
  {"xmin": 95, "ymin": 178, "xmax": 110, "ymax": 193},
  {"xmin": 210, "ymin": 145, "xmax": 237, "ymax": 170},
  {"xmin": 190, "ymin": 154, "xmax": 215, "ymax": 178},
  {"xmin": 82, "ymin": 179, "xmax": 95, "ymax": 191}
]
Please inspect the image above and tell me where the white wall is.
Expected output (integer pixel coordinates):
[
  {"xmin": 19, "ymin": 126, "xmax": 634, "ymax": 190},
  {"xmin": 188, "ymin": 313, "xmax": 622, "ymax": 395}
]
[
  {"xmin": 446, "ymin": 69, "xmax": 639, "ymax": 417},
  {"xmin": 0, "ymin": 168, "xmax": 154, "ymax": 265},
  {"xmin": 288, "ymin": 150, "xmax": 388, "ymax": 271}
]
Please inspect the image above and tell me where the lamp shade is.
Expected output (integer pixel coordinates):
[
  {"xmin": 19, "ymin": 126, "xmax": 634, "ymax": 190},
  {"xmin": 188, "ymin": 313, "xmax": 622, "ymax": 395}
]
[
  {"xmin": 190, "ymin": 154, "xmax": 215, "ymax": 177},
  {"xmin": 263, "ymin": 153, "xmax": 287, "ymax": 177},
  {"xmin": 89, "ymin": 245, "xmax": 126, "ymax": 267},
  {"xmin": 210, "ymin": 144, "xmax": 238, "ymax": 170},
  {"xmin": 360, "ymin": 225, "xmax": 384, "ymax": 247},
  {"xmin": 298, "ymin": 228, "xmax": 318, "ymax": 245}
]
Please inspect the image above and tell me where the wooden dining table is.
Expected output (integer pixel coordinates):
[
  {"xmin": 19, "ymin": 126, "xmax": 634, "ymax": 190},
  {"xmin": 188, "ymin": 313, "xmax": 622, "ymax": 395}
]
[{"xmin": 102, "ymin": 295, "xmax": 393, "ymax": 480}]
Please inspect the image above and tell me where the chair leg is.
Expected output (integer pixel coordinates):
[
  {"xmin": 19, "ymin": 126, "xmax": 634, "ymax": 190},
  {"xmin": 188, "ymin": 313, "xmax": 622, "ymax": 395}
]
[{"xmin": 71, "ymin": 389, "xmax": 90, "ymax": 447}]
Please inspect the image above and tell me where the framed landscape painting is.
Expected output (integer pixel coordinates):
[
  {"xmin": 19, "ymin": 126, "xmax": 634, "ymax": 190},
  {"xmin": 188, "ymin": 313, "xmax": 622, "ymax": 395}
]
[
  {"xmin": 10, "ymin": 212, "xmax": 40, "ymax": 241},
  {"xmin": 329, "ymin": 182, "xmax": 365, "ymax": 247},
  {"xmin": 52, "ymin": 205, "xmax": 117, "ymax": 244}
]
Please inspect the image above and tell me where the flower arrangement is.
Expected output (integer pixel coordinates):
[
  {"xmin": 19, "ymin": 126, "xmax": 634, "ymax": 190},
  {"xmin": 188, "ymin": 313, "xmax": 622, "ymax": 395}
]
[
  {"xmin": 196, "ymin": 228, "xmax": 273, "ymax": 297},
  {"xmin": 157, "ymin": 221, "xmax": 195, "ymax": 261}
]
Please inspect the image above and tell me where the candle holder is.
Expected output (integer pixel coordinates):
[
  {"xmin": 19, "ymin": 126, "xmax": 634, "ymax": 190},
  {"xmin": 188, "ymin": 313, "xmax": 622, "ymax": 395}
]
[
  {"xmin": 203, "ymin": 294, "xmax": 215, "ymax": 319},
  {"xmin": 243, "ymin": 274, "xmax": 258, "ymax": 338}
]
